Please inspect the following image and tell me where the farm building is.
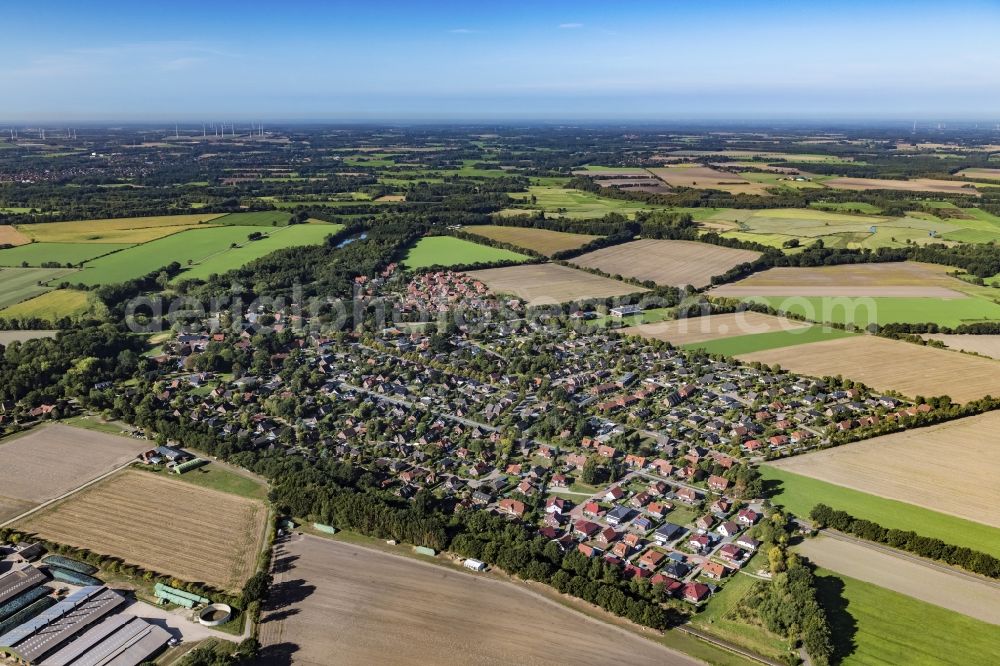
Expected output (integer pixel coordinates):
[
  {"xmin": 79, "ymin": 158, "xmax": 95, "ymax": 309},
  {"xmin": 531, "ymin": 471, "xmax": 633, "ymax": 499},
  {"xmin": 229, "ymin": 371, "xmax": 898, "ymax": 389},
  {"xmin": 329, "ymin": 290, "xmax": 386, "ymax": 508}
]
[
  {"xmin": 0, "ymin": 585, "xmax": 169, "ymax": 665},
  {"xmin": 610, "ymin": 305, "xmax": 642, "ymax": 318},
  {"xmin": 0, "ymin": 567, "xmax": 47, "ymax": 606}
]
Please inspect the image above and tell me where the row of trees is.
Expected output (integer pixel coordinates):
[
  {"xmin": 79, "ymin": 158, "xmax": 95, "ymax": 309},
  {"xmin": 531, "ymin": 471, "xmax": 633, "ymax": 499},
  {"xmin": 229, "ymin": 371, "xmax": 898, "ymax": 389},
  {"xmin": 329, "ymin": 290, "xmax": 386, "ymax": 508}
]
[{"xmin": 809, "ymin": 504, "xmax": 1000, "ymax": 578}]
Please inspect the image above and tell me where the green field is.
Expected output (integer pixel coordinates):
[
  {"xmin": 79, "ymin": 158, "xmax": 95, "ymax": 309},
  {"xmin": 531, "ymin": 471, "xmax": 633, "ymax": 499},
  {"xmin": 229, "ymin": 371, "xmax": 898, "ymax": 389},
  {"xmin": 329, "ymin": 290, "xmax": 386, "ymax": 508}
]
[
  {"xmin": 402, "ymin": 236, "xmax": 532, "ymax": 269},
  {"xmin": 809, "ymin": 201, "xmax": 882, "ymax": 214},
  {"xmin": 0, "ymin": 242, "xmax": 131, "ymax": 267},
  {"xmin": 751, "ymin": 295, "xmax": 1000, "ymax": 328},
  {"xmin": 761, "ymin": 466, "xmax": 1000, "ymax": 557},
  {"xmin": 0, "ymin": 266, "xmax": 77, "ymax": 308},
  {"xmin": 149, "ymin": 464, "xmax": 268, "ymax": 501},
  {"xmin": 709, "ymin": 207, "xmax": 998, "ymax": 250},
  {"xmin": 685, "ymin": 325, "xmax": 855, "ymax": 355},
  {"xmin": 503, "ymin": 186, "xmax": 667, "ymax": 219},
  {"xmin": 814, "ymin": 569, "xmax": 1000, "ymax": 665},
  {"xmin": 178, "ymin": 223, "xmax": 343, "ymax": 281},
  {"xmin": 213, "ymin": 211, "xmax": 297, "ymax": 226},
  {"xmin": 0, "ymin": 289, "xmax": 90, "ymax": 321}
]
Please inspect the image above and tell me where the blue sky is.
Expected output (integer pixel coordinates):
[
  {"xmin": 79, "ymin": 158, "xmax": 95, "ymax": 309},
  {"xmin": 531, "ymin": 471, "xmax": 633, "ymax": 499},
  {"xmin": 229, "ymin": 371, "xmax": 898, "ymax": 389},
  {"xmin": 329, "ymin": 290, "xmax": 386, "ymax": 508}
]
[{"xmin": 2, "ymin": 0, "xmax": 999, "ymax": 121}]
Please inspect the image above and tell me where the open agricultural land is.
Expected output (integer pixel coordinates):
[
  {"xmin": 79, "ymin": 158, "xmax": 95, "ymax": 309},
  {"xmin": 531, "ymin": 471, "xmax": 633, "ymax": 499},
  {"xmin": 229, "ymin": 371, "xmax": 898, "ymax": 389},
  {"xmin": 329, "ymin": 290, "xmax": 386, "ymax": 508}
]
[
  {"xmin": 177, "ymin": 223, "xmax": 343, "ymax": 281},
  {"xmin": 71, "ymin": 223, "xmax": 342, "ymax": 286},
  {"xmin": 690, "ymin": 325, "xmax": 855, "ymax": 356},
  {"xmin": 736, "ymin": 335, "xmax": 1000, "ymax": 404},
  {"xmin": 468, "ymin": 263, "xmax": 643, "ymax": 304},
  {"xmin": 0, "ymin": 288, "xmax": 91, "ymax": 320},
  {"xmin": 0, "ymin": 423, "xmax": 148, "ymax": 523},
  {"xmin": 797, "ymin": 536, "xmax": 1000, "ymax": 624},
  {"xmin": 620, "ymin": 311, "xmax": 808, "ymax": 346},
  {"xmin": 761, "ymin": 467, "xmax": 1000, "ymax": 557},
  {"xmin": 16, "ymin": 212, "xmax": 226, "ymax": 243},
  {"xmin": 462, "ymin": 225, "xmax": 599, "ymax": 256},
  {"xmin": 920, "ymin": 333, "xmax": 1000, "ymax": 359},
  {"xmin": 18, "ymin": 468, "xmax": 268, "ymax": 591},
  {"xmin": 823, "ymin": 176, "xmax": 984, "ymax": 196},
  {"xmin": 700, "ymin": 207, "xmax": 996, "ymax": 250},
  {"xmin": 813, "ymin": 568, "xmax": 1000, "ymax": 665},
  {"xmin": 402, "ymin": 236, "xmax": 532, "ymax": 269},
  {"xmin": 0, "ymin": 224, "xmax": 30, "ymax": 246},
  {"xmin": 259, "ymin": 534, "xmax": 698, "ymax": 666},
  {"xmin": 770, "ymin": 411, "xmax": 1000, "ymax": 528},
  {"xmin": 0, "ymin": 266, "xmax": 77, "ymax": 309},
  {"xmin": 501, "ymin": 185, "xmax": 665, "ymax": 219},
  {"xmin": 0, "ymin": 241, "xmax": 131, "ymax": 267},
  {"xmin": 649, "ymin": 165, "xmax": 771, "ymax": 195},
  {"xmin": 956, "ymin": 167, "xmax": 1000, "ymax": 182},
  {"xmin": 710, "ymin": 261, "xmax": 1000, "ymax": 327},
  {"xmin": 710, "ymin": 262, "xmax": 969, "ymax": 298},
  {"xmin": 570, "ymin": 239, "xmax": 761, "ymax": 288}
]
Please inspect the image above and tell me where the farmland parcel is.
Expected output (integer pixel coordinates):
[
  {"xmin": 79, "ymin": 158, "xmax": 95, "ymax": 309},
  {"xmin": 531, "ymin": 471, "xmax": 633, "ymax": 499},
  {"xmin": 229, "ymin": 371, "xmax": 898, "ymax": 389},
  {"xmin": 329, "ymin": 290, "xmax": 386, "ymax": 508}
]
[
  {"xmin": 468, "ymin": 263, "xmax": 644, "ymax": 304},
  {"xmin": 463, "ymin": 225, "xmax": 599, "ymax": 256},
  {"xmin": 798, "ymin": 536, "xmax": 1000, "ymax": 624},
  {"xmin": 571, "ymin": 239, "xmax": 761, "ymax": 289},
  {"xmin": 0, "ymin": 267, "xmax": 77, "ymax": 309},
  {"xmin": 0, "ymin": 424, "xmax": 148, "ymax": 523},
  {"xmin": 736, "ymin": 335, "xmax": 1000, "ymax": 404},
  {"xmin": 402, "ymin": 236, "xmax": 531, "ymax": 269},
  {"xmin": 760, "ymin": 466, "xmax": 1000, "ymax": 557},
  {"xmin": 813, "ymin": 569, "xmax": 1000, "ymax": 665},
  {"xmin": 17, "ymin": 213, "xmax": 226, "ymax": 243},
  {"xmin": 621, "ymin": 311, "xmax": 809, "ymax": 346},
  {"xmin": 770, "ymin": 411, "xmax": 1000, "ymax": 528},
  {"xmin": 18, "ymin": 469, "xmax": 267, "ymax": 590},
  {"xmin": 259, "ymin": 535, "xmax": 698, "ymax": 666}
]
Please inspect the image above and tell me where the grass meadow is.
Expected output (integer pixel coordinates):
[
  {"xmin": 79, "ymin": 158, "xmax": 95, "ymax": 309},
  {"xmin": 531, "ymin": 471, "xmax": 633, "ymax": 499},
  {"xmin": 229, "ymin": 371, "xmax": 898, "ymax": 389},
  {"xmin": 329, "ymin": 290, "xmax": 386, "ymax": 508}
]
[
  {"xmin": 751, "ymin": 295, "xmax": 1000, "ymax": 327},
  {"xmin": 0, "ymin": 266, "xmax": 76, "ymax": 309},
  {"xmin": 685, "ymin": 325, "xmax": 855, "ymax": 355},
  {"xmin": 0, "ymin": 289, "xmax": 90, "ymax": 320},
  {"xmin": 403, "ymin": 236, "xmax": 532, "ymax": 269},
  {"xmin": 814, "ymin": 569, "xmax": 1000, "ymax": 665},
  {"xmin": 0, "ymin": 242, "xmax": 131, "ymax": 267}
]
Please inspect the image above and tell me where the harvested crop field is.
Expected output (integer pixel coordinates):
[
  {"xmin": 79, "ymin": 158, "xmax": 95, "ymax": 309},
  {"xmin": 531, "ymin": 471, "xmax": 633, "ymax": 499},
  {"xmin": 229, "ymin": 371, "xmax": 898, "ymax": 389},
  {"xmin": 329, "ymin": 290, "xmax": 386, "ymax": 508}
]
[
  {"xmin": 463, "ymin": 225, "xmax": 599, "ymax": 256},
  {"xmin": 772, "ymin": 411, "xmax": 1000, "ymax": 527},
  {"xmin": 711, "ymin": 262, "xmax": 969, "ymax": 298},
  {"xmin": 957, "ymin": 167, "xmax": 1000, "ymax": 181},
  {"xmin": 649, "ymin": 166, "xmax": 769, "ymax": 195},
  {"xmin": 468, "ymin": 263, "xmax": 644, "ymax": 304},
  {"xmin": 571, "ymin": 239, "xmax": 761, "ymax": 288},
  {"xmin": 0, "ymin": 225, "xmax": 31, "ymax": 246},
  {"xmin": 621, "ymin": 311, "xmax": 808, "ymax": 345},
  {"xmin": 824, "ymin": 177, "xmax": 982, "ymax": 196},
  {"xmin": 259, "ymin": 534, "xmax": 697, "ymax": 666},
  {"xmin": 18, "ymin": 469, "xmax": 267, "ymax": 590},
  {"xmin": 920, "ymin": 334, "xmax": 1000, "ymax": 359},
  {"xmin": 0, "ymin": 424, "xmax": 148, "ymax": 522},
  {"xmin": 736, "ymin": 335, "xmax": 1000, "ymax": 403},
  {"xmin": 797, "ymin": 536, "xmax": 1000, "ymax": 625},
  {"xmin": 18, "ymin": 213, "xmax": 226, "ymax": 243}
]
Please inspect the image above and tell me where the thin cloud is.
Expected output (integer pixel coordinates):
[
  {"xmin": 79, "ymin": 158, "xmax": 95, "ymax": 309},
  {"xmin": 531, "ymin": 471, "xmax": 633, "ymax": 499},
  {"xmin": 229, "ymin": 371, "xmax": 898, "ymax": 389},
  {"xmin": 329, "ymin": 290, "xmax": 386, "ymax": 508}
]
[
  {"xmin": 558, "ymin": 23, "xmax": 583, "ymax": 29},
  {"xmin": 448, "ymin": 28, "xmax": 478, "ymax": 34}
]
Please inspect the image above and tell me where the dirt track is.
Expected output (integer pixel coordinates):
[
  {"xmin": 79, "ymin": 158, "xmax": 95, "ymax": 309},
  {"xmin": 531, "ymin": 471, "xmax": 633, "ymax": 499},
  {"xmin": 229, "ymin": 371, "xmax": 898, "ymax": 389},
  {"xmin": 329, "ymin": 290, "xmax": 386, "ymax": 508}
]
[
  {"xmin": 796, "ymin": 535, "xmax": 1000, "ymax": 625},
  {"xmin": 258, "ymin": 535, "xmax": 700, "ymax": 666}
]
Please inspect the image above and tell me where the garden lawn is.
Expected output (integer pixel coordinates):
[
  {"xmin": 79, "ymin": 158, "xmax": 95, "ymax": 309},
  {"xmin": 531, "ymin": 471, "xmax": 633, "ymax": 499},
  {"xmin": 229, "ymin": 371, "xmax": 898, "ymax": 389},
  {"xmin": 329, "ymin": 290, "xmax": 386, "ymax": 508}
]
[
  {"xmin": 760, "ymin": 466, "xmax": 1000, "ymax": 557},
  {"xmin": 0, "ymin": 242, "xmax": 131, "ymax": 267},
  {"xmin": 814, "ymin": 568, "xmax": 1000, "ymax": 665},
  {"xmin": 402, "ymin": 236, "xmax": 531, "ymax": 269},
  {"xmin": 689, "ymin": 572, "xmax": 791, "ymax": 661},
  {"xmin": 684, "ymin": 326, "xmax": 855, "ymax": 355}
]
